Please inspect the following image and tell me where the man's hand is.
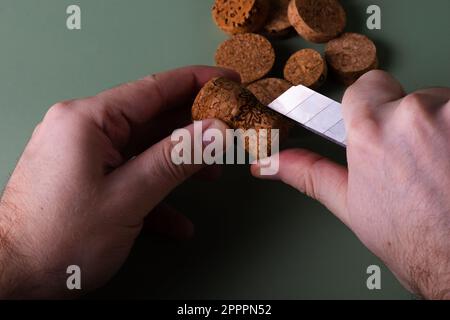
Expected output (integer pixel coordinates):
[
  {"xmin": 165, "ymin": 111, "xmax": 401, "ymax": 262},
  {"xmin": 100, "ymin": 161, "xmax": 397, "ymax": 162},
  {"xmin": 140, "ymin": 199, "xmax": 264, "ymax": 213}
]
[
  {"xmin": 0, "ymin": 66, "xmax": 238, "ymax": 298},
  {"xmin": 252, "ymin": 70, "xmax": 450, "ymax": 299}
]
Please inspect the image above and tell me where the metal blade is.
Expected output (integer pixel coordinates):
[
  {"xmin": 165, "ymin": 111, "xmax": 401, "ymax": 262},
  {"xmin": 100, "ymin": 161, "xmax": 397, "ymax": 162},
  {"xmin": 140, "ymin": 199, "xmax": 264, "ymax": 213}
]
[{"xmin": 268, "ymin": 85, "xmax": 347, "ymax": 147}]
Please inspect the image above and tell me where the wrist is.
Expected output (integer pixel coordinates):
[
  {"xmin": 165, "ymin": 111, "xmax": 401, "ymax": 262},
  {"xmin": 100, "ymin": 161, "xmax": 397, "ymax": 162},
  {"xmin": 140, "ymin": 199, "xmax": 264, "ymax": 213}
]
[
  {"xmin": 0, "ymin": 199, "xmax": 35, "ymax": 299},
  {"xmin": 415, "ymin": 276, "xmax": 450, "ymax": 300},
  {"xmin": 408, "ymin": 255, "xmax": 450, "ymax": 300},
  {"xmin": 0, "ymin": 197, "xmax": 78, "ymax": 299},
  {"xmin": 0, "ymin": 220, "xmax": 21, "ymax": 298}
]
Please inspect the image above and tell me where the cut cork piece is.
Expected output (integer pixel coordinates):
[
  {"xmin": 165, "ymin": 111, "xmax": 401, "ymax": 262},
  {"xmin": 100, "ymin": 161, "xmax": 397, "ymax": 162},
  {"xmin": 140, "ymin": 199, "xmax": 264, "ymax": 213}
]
[
  {"xmin": 247, "ymin": 78, "xmax": 292, "ymax": 105},
  {"xmin": 212, "ymin": 0, "xmax": 270, "ymax": 35},
  {"xmin": 215, "ymin": 33, "xmax": 275, "ymax": 84},
  {"xmin": 288, "ymin": 0, "xmax": 346, "ymax": 43},
  {"xmin": 263, "ymin": 0, "xmax": 293, "ymax": 37},
  {"xmin": 192, "ymin": 77, "xmax": 290, "ymax": 159},
  {"xmin": 325, "ymin": 33, "xmax": 378, "ymax": 85},
  {"xmin": 284, "ymin": 49, "xmax": 327, "ymax": 88}
]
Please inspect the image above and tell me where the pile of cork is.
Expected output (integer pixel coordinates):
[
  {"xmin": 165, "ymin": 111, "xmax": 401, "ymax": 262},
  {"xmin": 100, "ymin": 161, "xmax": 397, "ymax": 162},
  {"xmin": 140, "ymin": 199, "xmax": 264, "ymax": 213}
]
[
  {"xmin": 213, "ymin": 0, "xmax": 377, "ymax": 92},
  {"xmin": 192, "ymin": 0, "xmax": 378, "ymax": 158}
]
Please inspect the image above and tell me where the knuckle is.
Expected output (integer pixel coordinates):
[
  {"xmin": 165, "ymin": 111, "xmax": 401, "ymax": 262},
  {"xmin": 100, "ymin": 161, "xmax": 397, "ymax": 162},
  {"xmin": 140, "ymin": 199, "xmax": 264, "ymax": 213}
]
[
  {"xmin": 298, "ymin": 156, "xmax": 325, "ymax": 201},
  {"xmin": 347, "ymin": 116, "xmax": 379, "ymax": 143},
  {"xmin": 358, "ymin": 69, "xmax": 389, "ymax": 83},
  {"xmin": 438, "ymin": 97, "xmax": 450, "ymax": 120},
  {"xmin": 402, "ymin": 93, "xmax": 426, "ymax": 108},
  {"xmin": 342, "ymin": 83, "xmax": 360, "ymax": 104},
  {"xmin": 44, "ymin": 97, "xmax": 97, "ymax": 124},
  {"xmin": 51, "ymin": 100, "xmax": 74, "ymax": 111},
  {"xmin": 349, "ymin": 70, "xmax": 390, "ymax": 93},
  {"xmin": 158, "ymin": 141, "xmax": 189, "ymax": 183},
  {"xmin": 302, "ymin": 170, "xmax": 317, "ymax": 200},
  {"xmin": 304, "ymin": 164, "xmax": 320, "ymax": 200},
  {"xmin": 443, "ymin": 100, "xmax": 450, "ymax": 115},
  {"xmin": 346, "ymin": 116, "xmax": 381, "ymax": 153},
  {"xmin": 45, "ymin": 100, "xmax": 75, "ymax": 120},
  {"xmin": 142, "ymin": 74, "xmax": 166, "ymax": 108},
  {"xmin": 343, "ymin": 87, "xmax": 376, "ymax": 111},
  {"xmin": 396, "ymin": 94, "xmax": 437, "ymax": 142},
  {"xmin": 31, "ymin": 122, "xmax": 42, "ymax": 136},
  {"xmin": 398, "ymin": 93, "xmax": 430, "ymax": 122}
]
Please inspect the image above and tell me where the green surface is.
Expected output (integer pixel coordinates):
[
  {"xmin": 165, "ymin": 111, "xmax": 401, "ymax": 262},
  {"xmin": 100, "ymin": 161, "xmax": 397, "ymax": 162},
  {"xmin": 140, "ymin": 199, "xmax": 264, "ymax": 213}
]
[{"xmin": 0, "ymin": 0, "xmax": 449, "ymax": 299}]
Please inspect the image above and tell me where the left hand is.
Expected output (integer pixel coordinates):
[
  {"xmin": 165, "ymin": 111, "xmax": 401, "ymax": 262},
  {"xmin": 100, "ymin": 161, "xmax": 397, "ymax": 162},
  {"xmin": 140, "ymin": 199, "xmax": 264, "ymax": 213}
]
[{"xmin": 0, "ymin": 66, "xmax": 238, "ymax": 298}]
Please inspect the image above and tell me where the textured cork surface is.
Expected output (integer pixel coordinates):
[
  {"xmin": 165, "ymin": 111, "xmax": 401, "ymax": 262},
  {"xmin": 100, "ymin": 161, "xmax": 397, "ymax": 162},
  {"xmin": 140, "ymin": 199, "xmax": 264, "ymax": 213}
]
[
  {"xmin": 283, "ymin": 48, "xmax": 327, "ymax": 88},
  {"xmin": 263, "ymin": 0, "xmax": 293, "ymax": 37},
  {"xmin": 192, "ymin": 77, "xmax": 290, "ymax": 158},
  {"xmin": 325, "ymin": 33, "xmax": 378, "ymax": 85},
  {"xmin": 247, "ymin": 78, "xmax": 292, "ymax": 106},
  {"xmin": 215, "ymin": 33, "xmax": 275, "ymax": 84},
  {"xmin": 212, "ymin": 0, "xmax": 270, "ymax": 35},
  {"xmin": 288, "ymin": 0, "xmax": 346, "ymax": 43}
]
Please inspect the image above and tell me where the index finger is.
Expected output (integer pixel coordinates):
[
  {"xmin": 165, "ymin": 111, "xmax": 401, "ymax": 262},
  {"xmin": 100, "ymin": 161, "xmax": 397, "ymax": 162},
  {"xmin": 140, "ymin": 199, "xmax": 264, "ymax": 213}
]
[{"xmin": 95, "ymin": 65, "xmax": 240, "ymax": 126}]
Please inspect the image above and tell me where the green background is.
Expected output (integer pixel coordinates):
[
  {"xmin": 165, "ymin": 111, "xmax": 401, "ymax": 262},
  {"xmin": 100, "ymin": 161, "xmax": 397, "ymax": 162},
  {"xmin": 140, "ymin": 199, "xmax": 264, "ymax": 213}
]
[{"xmin": 0, "ymin": 0, "xmax": 449, "ymax": 299}]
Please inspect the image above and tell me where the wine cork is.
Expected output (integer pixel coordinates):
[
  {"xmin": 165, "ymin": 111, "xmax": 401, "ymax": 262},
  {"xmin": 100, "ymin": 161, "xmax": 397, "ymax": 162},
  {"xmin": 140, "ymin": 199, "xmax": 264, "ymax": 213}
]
[
  {"xmin": 263, "ymin": 0, "xmax": 293, "ymax": 37},
  {"xmin": 192, "ymin": 77, "xmax": 290, "ymax": 159},
  {"xmin": 288, "ymin": 0, "xmax": 346, "ymax": 43},
  {"xmin": 283, "ymin": 49, "xmax": 327, "ymax": 88},
  {"xmin": 215, "ymin": 33, "xmax": 275, "ymax": 84},
  {"xmin": 212, "ymin": 0, "xmax": 270, "ymax": 35},
  {"xmin": 247, "ymin": 78, "xmax": 292, "ymax": 105},
  {"xmin": 325, "ymin": 33, "xmax": 378, "ymax": 85}
]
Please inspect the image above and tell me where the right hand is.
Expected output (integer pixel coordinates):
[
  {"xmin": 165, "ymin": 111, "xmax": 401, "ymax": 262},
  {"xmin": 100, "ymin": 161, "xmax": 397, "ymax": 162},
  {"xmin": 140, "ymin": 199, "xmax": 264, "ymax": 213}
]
[{"xmin": 252, "ymin": 70, "xmax": 450, "ymax": 299}]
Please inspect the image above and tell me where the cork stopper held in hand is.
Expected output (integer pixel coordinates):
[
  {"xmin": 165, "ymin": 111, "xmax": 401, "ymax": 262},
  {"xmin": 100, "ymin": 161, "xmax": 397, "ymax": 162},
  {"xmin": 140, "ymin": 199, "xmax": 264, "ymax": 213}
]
[
  {"xmin": 284, "ymin": 49, "xmax": 327, "ymax": 88},
  {"xmin": 212, "ymin": 0, "xmax": 270, "ymax": 35},
  {"xmin": 215, "ymin": 33, "xmax": 275, "ymax": 84},
  {"xmin": 288, "ymin": 0, "xmax": 346, "ymax": 43},
  {"xmin": 192, "ymin": 77, "xmax": 290, "ymax": 159},
  {"xmin": 325, "ymin": 33, "xmax": 378, "ymax": 85}
]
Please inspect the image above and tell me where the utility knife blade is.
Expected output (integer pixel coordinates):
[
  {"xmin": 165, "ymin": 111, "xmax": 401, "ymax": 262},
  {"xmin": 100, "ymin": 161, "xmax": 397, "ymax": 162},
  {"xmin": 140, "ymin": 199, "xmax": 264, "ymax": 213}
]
[{"xmin": 268, "ymin": 85, "xmax": 347, "ymax": 147}]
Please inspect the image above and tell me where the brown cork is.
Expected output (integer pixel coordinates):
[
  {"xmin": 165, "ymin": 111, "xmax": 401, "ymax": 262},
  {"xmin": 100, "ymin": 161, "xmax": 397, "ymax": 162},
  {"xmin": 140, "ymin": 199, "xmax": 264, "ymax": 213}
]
[
  {"xmin": 215, "ymin": 33, "xmax": 275, "ymax": 84},
  {"xmin": 288, "ymin": 0, "xmax": 346, "ymax": 43},
  {"xmin": 212, "ymin": 0, "xmax": 270, "ymax": 35},
  {"xmin": 247, "ymin": 78, "xmax": 292, "ymax": 105},
  {"xmin": 192, "ymin": 77, "xmax": 290, "ymax": 159},
  {"xmin": 283, "ymin": 49, "xmax": 327, "ymax": 88},
  {"xmin": 325, "ymin": 33, "xmax": 378, "ymax": 85},
  {"xmin": 263, "ymin": 0, "xmax": 293, "ymax": 37}
]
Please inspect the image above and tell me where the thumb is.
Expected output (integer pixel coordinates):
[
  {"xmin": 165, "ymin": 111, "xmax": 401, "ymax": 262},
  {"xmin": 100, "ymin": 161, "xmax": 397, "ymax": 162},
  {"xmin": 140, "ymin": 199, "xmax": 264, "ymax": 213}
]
[
  {"xmin": 251, "ymin": 149, "xmax": 350, "ymax": 226},
  {"xmin": 108, "ymin": 119, "xmax": 229, "ymax": 221}
]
